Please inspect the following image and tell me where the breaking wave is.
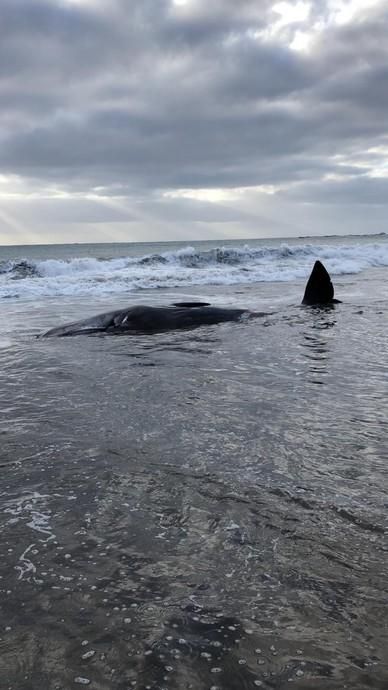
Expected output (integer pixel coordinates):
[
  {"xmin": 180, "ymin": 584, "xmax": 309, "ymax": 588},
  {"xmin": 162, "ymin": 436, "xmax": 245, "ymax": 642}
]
[
  {"xmin": 0, "ymin": 259, "xmax": 40, "ymax": 279},
  {"xmin": 1, "ymin": 241, "xmax": 388, "ymax": 299}
]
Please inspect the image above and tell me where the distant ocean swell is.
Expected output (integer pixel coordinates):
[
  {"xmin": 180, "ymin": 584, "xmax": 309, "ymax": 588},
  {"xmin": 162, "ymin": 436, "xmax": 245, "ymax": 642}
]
[{"xmin": 1, "ymin": 242, "xmax": 387, "ymax": 299}]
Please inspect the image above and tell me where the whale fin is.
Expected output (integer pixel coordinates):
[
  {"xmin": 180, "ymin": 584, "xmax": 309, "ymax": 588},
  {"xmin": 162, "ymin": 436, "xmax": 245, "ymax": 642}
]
[
  {"xmin": 172, "ymin": 301, "xmax": 211, "ymax": 308},
  {"xmin": 302, "ymin": 260, "xmax": 339, "ymax": 305}
]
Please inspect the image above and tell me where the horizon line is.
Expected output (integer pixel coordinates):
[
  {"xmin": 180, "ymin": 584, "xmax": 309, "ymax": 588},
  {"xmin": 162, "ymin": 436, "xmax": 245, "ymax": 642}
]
[{"xmin": 0, "ymin": 230, "xmax": 386, "ymax": 249}]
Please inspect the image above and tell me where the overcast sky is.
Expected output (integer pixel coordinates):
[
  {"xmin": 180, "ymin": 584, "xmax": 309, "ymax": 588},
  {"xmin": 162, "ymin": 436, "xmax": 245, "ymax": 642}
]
[{"xmin": 1, "ymin": 0, "xmax": 387, "ymax": 245}]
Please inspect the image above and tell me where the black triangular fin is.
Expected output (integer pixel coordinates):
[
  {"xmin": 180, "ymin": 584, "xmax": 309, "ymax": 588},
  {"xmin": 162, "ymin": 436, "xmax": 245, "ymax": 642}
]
[{"xmin": 302, "ymin": 260, "xmax": 335, "ymax": 305}]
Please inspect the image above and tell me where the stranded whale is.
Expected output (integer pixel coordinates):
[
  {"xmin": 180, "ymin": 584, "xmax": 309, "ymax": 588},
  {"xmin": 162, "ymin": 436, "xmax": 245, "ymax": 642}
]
[
  {"xmin": 41, "ymin": 304, "xmax": 251, "ymax": 337},
  {"xmin": 41, "ymin": 260, "xmax": 339, "ymax": 337}
]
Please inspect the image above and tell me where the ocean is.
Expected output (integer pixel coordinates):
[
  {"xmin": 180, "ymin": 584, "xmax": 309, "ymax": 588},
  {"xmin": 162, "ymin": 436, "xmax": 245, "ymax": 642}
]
[{"xmin": 0, "ymin": 235, "xmax": 387, "ymax": 689}]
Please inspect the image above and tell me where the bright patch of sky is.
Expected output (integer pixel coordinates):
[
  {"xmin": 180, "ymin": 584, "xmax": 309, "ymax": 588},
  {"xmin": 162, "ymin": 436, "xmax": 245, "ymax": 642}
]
[
  {"xmin": 263, "ymin": 0, "xmax": 383, "ymax": 51},
  {"xmin": 164, "ymin": 186, "xmax": 279, "ymax": 203}
]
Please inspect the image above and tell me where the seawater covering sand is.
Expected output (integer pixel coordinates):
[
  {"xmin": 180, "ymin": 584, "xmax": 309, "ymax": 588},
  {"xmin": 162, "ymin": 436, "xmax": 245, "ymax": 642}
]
[{"xmin": 0, "ymin": 236, "xmax": 388, "ymax": 689}]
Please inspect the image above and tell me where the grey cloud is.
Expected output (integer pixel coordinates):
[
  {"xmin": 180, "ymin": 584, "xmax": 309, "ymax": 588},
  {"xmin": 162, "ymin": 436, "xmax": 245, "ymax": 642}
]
[
  {"xmin": 0, "ymin": 196, "xmax": 135, "ymax": 224},
  {"xmin": 0, "ymin": 0, "xmax": 388, "ymax": 226},
  {"xmin": 320, "ymin": 64, "xmax": 388, "ymax": 115},
  {"xmin": 0, "ymin": 0, "xmax": 112, "ymax": 78},
  {"xmin": 0, "ymin": 111, "xmax": 335, "ymax": 192},
  {"xmin": 281, "ymin": 176, "xmax": 388, "ymax": 205},
  {"xmin": 313, "ymin": 6, "xmax": 388, "ymax": 71},
  {"xmin": 161, "ymin": 0, "xmax": 272, "ymax": 46}
]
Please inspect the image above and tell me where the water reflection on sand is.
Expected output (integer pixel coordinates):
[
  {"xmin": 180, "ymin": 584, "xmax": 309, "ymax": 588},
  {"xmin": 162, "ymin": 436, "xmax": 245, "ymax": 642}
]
[{"xmin": 0, "ymin": 285, "xmax": 388, "ymax": 689}]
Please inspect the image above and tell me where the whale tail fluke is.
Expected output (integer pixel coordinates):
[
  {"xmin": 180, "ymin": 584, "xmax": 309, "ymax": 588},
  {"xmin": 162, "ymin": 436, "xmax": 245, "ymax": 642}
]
[{"xmin": 302, "ymin": 260, "xmax": 340, "ymax": 305}]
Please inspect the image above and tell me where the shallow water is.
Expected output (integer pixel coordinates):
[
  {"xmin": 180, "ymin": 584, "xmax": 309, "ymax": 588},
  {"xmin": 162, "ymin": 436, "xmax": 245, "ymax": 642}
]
[{"xmin": 0, "ymin": 270, "xmax": 388, "ymax": 689}]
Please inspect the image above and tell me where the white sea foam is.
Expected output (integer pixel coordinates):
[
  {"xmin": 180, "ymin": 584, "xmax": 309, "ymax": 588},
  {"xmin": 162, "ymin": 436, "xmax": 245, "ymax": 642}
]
[
  {"xmin": 1, "ymin": 241, "xmax": 388, "ymax": 299},
  {"xmin": 17, "ymin": 544, "xmax": 37, "ymax": 580},
  {"xmin": 3, "ymin": 492, "xmax": 57, "ymax": 581}
]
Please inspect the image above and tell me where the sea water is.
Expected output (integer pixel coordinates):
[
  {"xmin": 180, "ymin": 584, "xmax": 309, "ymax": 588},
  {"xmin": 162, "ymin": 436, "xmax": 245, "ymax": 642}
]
[{"xmin": 0, "ymin": 235, "xmax": 387, "ymax": 689}]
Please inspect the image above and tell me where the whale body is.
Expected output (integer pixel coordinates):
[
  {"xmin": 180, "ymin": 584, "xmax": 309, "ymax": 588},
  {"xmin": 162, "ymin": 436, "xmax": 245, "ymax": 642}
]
[
  {"xmin": 42, "ymin": 304, "xmax": 250, "ymax": 337},
  {"xmin": 41, "ymin": 260, "xmax": 339, "ymax": 337}
]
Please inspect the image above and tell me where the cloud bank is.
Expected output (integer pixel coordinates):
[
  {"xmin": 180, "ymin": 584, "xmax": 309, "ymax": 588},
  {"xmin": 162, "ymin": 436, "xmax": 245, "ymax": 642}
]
[{"xmin": 0, "ymin": 0, "xmax": 387, "ymax": 243}]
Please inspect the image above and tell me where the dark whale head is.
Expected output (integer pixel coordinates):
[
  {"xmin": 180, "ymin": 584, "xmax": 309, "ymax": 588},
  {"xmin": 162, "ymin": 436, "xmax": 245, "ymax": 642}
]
[{"xmin": 302, "ymin": 260, "xmax": 340, "ymax": 305}]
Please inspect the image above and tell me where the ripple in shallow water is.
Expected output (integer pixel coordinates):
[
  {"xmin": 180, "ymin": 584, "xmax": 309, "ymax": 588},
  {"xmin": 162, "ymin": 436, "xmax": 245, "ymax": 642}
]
[{"xmin": 0, "ymin": 283, "xmax": 388, "ymax": 688}]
